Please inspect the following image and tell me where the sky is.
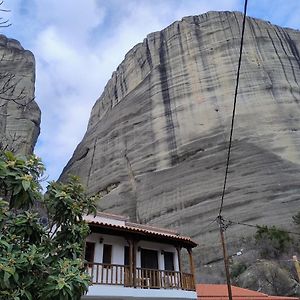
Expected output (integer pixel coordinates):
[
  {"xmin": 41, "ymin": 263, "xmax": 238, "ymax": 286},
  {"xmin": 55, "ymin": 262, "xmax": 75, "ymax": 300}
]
[{"xmin": 2, "ymin": 0, "xmax": 300, "ymax": 183}]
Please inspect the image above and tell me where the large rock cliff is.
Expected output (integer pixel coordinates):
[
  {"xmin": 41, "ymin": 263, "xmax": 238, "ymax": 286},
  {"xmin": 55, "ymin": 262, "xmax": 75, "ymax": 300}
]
[
  {"xmin": 60, "ymin": 12, "xmax": 300, "ymax": 279},
  {"xmin": 0, "ymin": 34, "xmax": 40, "ymax": 154}
]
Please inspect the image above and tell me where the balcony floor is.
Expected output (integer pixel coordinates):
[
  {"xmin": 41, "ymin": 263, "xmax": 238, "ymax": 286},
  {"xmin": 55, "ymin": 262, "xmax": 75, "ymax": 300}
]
[{"xmin": 82, "ymin": 285, "xmax": 197, "ymax": 300}]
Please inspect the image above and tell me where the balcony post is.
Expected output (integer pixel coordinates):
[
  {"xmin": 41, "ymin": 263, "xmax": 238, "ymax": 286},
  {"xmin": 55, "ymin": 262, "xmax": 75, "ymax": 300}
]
[
  {"xmin": 132, "ymin": 240, "xmax": 137, "ymax": 287},
  {"xmin": 129, "ymin": 240, "xmax": 133, "ymax": 286},
  {"xmin": 187, "ymin": 248, "xmax": 196, "ymax": 289},
  {"xmin": 176, "ymin": 247, "xmax": 183, "ymax": 288}
]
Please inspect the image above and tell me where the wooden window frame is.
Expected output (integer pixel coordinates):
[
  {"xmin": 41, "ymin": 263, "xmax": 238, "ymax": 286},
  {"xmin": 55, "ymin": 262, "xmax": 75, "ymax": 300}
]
[
  {"xmin": 85, "ymin": 242, "xmax": 95, "ymax": 267},
  {"xmin": 102, "ymin": 244, "xmax": 112, "ymax": 267},
  {"xmin": 164, "ymin": 251, "xmax": 175, "ymax": 271}
]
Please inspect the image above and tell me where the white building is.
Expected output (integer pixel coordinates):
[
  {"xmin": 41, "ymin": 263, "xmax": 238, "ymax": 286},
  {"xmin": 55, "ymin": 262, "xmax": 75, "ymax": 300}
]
[{"xmin": 82, "ymin": 212, "xmax": 197, "ymax": 300}]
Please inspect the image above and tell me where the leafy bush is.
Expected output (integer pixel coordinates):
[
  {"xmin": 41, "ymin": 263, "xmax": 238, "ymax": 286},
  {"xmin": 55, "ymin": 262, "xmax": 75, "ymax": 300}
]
[
  {"xmin": 230, "ymin": 262, "xmax": 247, "ymax": 278},
  {"xmin": 0, "ymin": 151, "xmax": 97, "ymax": 300}
]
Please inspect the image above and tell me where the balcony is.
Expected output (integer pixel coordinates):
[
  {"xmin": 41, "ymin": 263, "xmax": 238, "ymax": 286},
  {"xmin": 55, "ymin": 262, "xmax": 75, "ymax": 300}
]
[{"xmin": 86, "ymin": 262, "xmax": 195, "ymax": 291}]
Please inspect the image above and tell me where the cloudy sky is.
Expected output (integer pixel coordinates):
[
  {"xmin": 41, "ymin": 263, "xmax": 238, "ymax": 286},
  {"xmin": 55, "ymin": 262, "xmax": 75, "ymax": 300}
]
[{"xmin": 3, "ymin": 0, "xmax": 300, "ymax": 182}]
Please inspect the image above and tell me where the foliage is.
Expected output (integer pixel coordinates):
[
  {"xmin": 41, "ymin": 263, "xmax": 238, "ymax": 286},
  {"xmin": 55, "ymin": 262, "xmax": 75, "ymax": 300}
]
[
  {"xmin": 230, "ymin": 262, "xmax": 247, "ymax": 279},
  {"xmin": 0, "ymin": 151, "xmax": 97, "ymax": 300},
  {"xmin": 236, "ymin": 260, "xmax": 299, "ymax": 296},
  {"xmin": 255, "ymin": 225, "xmax": 292, "ymax": 258}
]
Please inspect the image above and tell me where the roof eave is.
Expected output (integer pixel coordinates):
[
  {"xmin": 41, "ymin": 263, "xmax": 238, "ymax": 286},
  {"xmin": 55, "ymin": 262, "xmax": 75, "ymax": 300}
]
[{"xmin": 88, "ymin": 223, "xmax": 197, "ymax": 248}]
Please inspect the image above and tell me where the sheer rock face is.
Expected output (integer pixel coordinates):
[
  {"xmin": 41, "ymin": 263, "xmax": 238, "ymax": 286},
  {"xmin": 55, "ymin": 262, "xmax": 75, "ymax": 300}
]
[
  {"xmin": 0, "ymin": 34, "xmax": 40, "ymax": 154},
  {"xmin": 61, "ymin": 12, "xmax": 300, "ymax": 278}
]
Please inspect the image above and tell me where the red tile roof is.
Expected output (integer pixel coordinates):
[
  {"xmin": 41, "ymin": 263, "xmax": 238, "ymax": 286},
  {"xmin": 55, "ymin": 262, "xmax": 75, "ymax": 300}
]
[
  {"xmin": 85, "ymin": 214, "xmax": 197, "ymax": 248},
  {"xmin": 196, "ymin": 284, "xmax": 299, "ymax": 300}
]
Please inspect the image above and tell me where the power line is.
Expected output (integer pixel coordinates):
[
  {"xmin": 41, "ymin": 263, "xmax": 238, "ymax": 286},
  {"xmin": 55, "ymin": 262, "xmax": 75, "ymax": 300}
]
[
  {"xmin": 218, "ymin": 0, "xmax": 249, "ymax": 217},
  {"xmin": 223, "ymin": 217, "xmax": 300, "ymax": 237},
  {"xmin": 215, "ymin": 3, "xmax": 249, "ymax": 300}
]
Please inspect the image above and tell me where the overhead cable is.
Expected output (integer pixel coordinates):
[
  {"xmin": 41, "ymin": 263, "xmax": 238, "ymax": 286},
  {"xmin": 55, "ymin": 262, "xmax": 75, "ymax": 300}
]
[
  {"xmin": 218, "ymin": 0, "xmax": 249, "ymax": 217},
  {"xmin": 223, "ymin": 217, "xmax": 300, "ymax": 237}
]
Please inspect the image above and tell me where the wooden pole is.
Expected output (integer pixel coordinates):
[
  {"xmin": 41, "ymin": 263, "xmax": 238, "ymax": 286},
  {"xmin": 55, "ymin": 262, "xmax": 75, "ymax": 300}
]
[
  {"xmin": 219, "ymin": 219, "xmax": 233, "ymax": 300},
  {"xmin": 132, "ymin": 240, "xmax": 137, "ymax": 288},
  {"xmin": 187, "ymin": 248, "xmax": 196, "ymax": 290},
  {"xmin": 129, "ymin": 240, "xmax": 133, "ymax": 286},
  {"xmin": 176, "ymin": 247, "xmax": 183, "ymax": 288},
  {"xmin": 293, "ymin": 255, "xmax": 300, "ymax": 282}
]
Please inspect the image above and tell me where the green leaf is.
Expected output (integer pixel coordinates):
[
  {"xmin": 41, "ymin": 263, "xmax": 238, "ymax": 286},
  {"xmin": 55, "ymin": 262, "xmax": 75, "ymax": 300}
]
[
  {"xmin": 5, "ymin": 151, "xmax": 15, "ymax": 161},
  {"xmin": 3, "ymin": 266, "xmax": 14, "ymax": 275},
  {"xmin": 0, "ymin": 160, "xmax": 6, "ymax": 169},
  {"xmin": 24, "ymin": 290, "xmax": 32, "ymax": 300},
  {"xmin": 13, "ymin": 184, "xmax": 22, "ymax": 195},
  {"xmin": 22, "ymin": 180, "xmax": 31, "ymax": 191},
  {"xmin": 13, "ymin": 272, "xmax": 19, "ymax": 284},
  {"xmin": 0, "ymin": 239, "xmax": 9, "ymax": 248},
  {"xmin": 4, "ymin": 271, "xmax": 11, "ymax": 288}
]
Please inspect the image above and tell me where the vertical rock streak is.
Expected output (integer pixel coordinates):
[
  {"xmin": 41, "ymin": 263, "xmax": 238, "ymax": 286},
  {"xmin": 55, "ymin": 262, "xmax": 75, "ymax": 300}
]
[{"xmin": 158, "ymin": 31, "xmax": 178, "ymax": 166}]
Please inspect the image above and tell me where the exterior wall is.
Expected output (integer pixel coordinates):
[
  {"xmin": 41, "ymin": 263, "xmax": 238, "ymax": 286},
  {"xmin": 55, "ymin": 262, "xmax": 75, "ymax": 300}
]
[{"xmin": 86, "ymin": 233, "xmax": 125, "ymax": 265}]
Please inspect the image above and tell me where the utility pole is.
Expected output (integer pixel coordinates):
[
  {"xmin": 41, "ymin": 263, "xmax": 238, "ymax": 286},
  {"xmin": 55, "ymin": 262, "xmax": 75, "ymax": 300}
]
[
  {"xmin": 293, "ymin": 255, "xmax": 300, "ymax": 282},
  {"xmin": 218, "ymin": 216, "xmax": 233, "ymax": 300}
]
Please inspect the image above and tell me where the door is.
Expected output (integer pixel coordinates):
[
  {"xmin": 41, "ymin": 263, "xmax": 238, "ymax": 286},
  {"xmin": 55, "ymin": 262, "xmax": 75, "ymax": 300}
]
[
  {"xmin": 84, "ymin": 242, "xmax": 95, "ymax": 281},
  {"xmin": 124, "ymin": 246, "xmax": 131, "ymax": 286},
  {"xmin": 140, "ymin": 249, "xmax": 159, "ymax": 288},
  {"xmin": 85, "ymin": 242, "xmax": 95, "ymax": 264}
]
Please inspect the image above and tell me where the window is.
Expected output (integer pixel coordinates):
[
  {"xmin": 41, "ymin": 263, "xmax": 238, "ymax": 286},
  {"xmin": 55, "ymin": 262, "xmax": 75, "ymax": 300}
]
[
  {"xmin": 102, "ymin": 244, "xmax": 112, "ymax": 264},
  {"xmin": 164, "ymin": 251, "xmax": 174, "ymax": 271},
  {"xmin": 124, "ymin": 246, "xmax": 130, "ymax": 266},
  {"xmin": 141, "ymin": 249, "xmax": 158, "ymax": 269},
  {"xmin": 85, "ymin": 242, "xmax": 95, "ymax": 263}
]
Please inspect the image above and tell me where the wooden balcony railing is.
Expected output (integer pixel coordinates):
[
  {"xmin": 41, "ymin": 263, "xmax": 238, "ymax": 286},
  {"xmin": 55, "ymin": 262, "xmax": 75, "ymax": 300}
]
[
  {"xmin": 85, "ymin": 263, "xmax": 195, "ymax": 291},
  {"xmin": 86, "ymin": 263, "xmax": 130, "ymax": 285}
]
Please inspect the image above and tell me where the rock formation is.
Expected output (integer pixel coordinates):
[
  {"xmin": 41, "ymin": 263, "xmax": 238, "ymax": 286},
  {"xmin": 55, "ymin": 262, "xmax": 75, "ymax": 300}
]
[
  {"xmin": 60, "ymin": 12, "xmax": 300, "ymax": 280},
  {"xmin": 0, "ymin": 34, "xmax": 40, "ymax": 154}
]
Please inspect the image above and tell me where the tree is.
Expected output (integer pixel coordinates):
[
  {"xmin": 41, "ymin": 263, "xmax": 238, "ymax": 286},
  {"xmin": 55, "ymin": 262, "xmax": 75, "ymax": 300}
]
[
  {"xmin": 0, "ymin": 151, "xmax": 97, "ymax": 300},
  {"xmin": 255, "ymin": 225, "xmax": 292, "ymax": 258},
  {"xmin": 0, "ymin": 1, "xmax": 11, "ymax": 28}
]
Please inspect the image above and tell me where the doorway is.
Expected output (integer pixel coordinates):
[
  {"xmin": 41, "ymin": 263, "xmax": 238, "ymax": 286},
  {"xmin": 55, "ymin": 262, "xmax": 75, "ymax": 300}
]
[{"xmin": 140, "ymin": 248, "xmax": 159, "ymax": 288}]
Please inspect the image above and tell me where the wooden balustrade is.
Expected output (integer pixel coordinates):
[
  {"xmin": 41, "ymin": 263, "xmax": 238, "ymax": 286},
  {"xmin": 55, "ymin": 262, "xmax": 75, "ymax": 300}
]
[
  {"xmin": 85, "ymin": 263, "xmax": 195, "ymax": 291},
  {"xmin": 181, "ymin": 272, "xmax": 195, "ymax": 291},
  {"xmin": 86, "ymin": 263, "xmax": 130, "ymax": 286}
]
